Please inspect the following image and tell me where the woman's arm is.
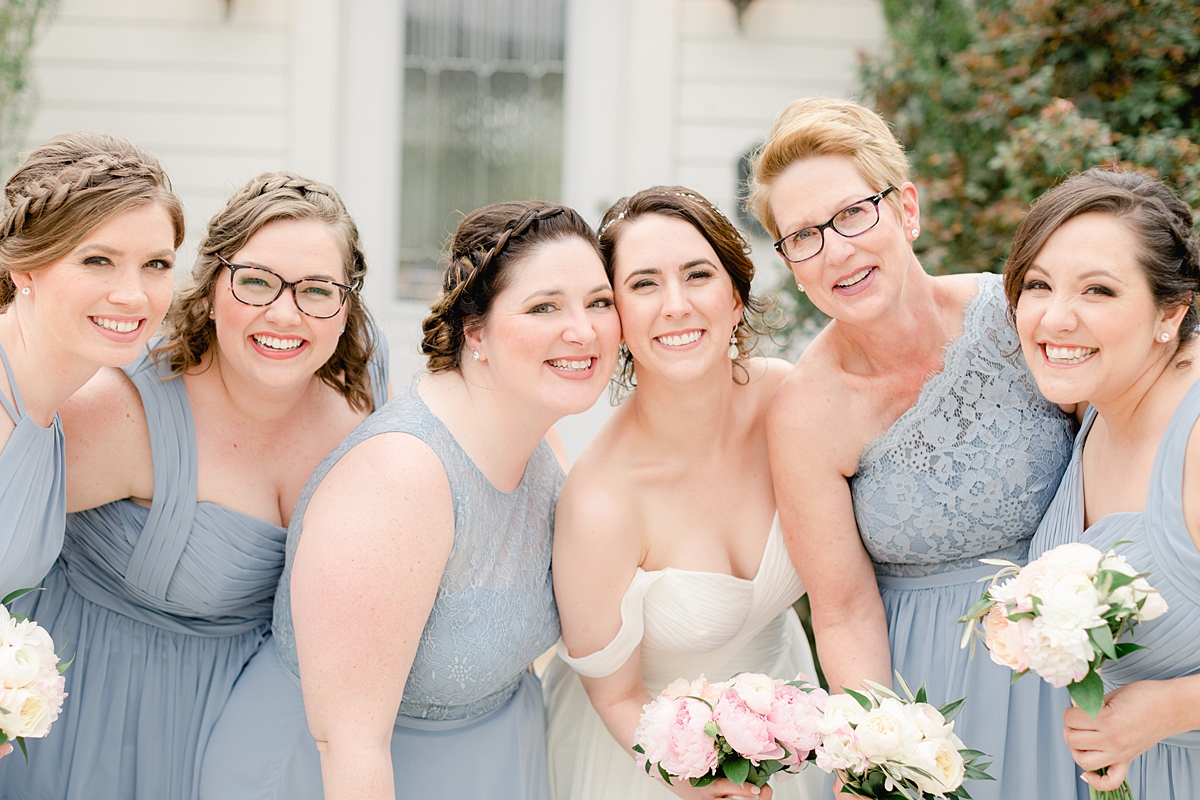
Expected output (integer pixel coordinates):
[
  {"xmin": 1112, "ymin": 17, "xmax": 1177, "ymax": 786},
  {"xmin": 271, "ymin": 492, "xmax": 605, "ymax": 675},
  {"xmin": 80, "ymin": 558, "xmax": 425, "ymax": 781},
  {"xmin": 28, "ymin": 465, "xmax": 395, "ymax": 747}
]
[
  {"xmin": 60, "ymin": 367, "xmax": 154, "ymax": 512},
  {"xmin": 554, "ymin": 472, "xmax": 768, "ymax": 800},
  {"xmin": 290, "ymin": 432, "xmax": 454, "ymax": 800},
  {"xmin": 1064, "ymin": 674, "xmax": 1200, "ymax": 791},
  {"xmin": 768, "ymin": 374, "xmax": 892, "ymax": 695}
]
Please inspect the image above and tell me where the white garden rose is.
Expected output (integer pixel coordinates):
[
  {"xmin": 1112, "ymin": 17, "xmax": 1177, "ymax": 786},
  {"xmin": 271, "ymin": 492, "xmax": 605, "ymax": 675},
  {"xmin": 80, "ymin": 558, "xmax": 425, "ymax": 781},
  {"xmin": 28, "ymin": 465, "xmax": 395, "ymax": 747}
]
[
  {"xmin": 854, "ymin": 698, "xmax": 923, "ymax": 763},
  {"xmin": 1134, "ymin": 581, "xmax": 1169, "ymax": 621},
  {"xmin": 1008, "ymin": 560, "xmax": 1060, "ymax": 613},
  {"xmin": 1041, "ymin": 542, "xmax": 1102, "ymax": 579},
  {"xmin": 815, "ymin": 730, "xmax": 868, "ymax": 773},
  {"xmin": 819, "ymin": 694, "xmax": 868, "ymax": 734},
  {"xmin": 0, "ymin": 686, "xmax": 53, "ymax": 739},
  {"xmin": 904, "ymin": 737, "xmax": 966, "ymax": 795},
  {"xmin": 906, "ymin": 702, "xmax": 952, "ymax": 741},
  {"xmin": 1037, "ymin": 574, "xmax": 1107, "ymax": 650},
  {"xmin": 1025, "ymin": 621, "xmax": 1090, "ymax": 687},
  {"xmin": 0, "ymin": 643, "xmax": 43, "ymax": 689},
  {"xmin": 729, "ymin": 672, "xmax": 776, "ymax": 716}
]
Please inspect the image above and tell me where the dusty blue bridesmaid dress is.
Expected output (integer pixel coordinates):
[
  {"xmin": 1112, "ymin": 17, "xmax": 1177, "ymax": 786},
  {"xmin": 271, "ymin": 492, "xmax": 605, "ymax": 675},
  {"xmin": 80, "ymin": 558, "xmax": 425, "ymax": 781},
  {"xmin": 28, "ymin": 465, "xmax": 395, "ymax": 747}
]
[
  {"xmin": 198, "ymin": 385, "xmax": 563, "ymax": 800},
  {"xmin": 1029, "ymin": 380, "xmax": 1200, "ymax": 799},
  {"xmin": 0, "ymin": 341, "xmax": 65, "ymax": 595},
  {"xmin": 0, "ymin": 340, "xmax": 388, "ymax": 800},
  {"xmin": 849, "ymin": 273, "xmax": 1082, "ymax": 800}
]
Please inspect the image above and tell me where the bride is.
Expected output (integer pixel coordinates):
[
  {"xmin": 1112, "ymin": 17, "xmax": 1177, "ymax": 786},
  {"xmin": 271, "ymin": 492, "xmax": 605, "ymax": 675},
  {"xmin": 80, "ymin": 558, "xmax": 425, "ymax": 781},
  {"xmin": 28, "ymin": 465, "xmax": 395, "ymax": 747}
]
[{"xmin": 544, "ymin": 186, "xmax": 821, "ymax": 800}]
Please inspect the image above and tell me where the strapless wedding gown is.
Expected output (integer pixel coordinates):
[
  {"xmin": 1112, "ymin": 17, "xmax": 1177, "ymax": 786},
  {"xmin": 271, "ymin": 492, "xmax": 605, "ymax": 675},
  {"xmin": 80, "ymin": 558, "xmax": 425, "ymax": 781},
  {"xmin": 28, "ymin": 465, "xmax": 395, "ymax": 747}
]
[{"xmin": 543, "ymin": 515, "xmax": 822, "ymax": 800}]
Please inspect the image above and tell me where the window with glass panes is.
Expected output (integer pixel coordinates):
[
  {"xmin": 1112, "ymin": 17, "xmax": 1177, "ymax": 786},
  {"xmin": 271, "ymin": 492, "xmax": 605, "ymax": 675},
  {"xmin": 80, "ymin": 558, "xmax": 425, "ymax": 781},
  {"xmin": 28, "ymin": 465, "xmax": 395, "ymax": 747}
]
[{"xmin": 400, "ymin": 0, "xmax": 565, "ymax": 299}]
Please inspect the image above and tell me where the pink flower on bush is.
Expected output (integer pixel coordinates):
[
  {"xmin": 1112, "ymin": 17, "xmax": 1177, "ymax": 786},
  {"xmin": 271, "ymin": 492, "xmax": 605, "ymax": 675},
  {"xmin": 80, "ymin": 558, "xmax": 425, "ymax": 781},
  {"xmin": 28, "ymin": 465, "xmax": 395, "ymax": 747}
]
[
  {"xmin": 766, "ymin": 679, "xmax": 826, "ymax": 766},
  {"xmin": 714, "ymin": 687, "xmax": 785, "ymax": 764}
]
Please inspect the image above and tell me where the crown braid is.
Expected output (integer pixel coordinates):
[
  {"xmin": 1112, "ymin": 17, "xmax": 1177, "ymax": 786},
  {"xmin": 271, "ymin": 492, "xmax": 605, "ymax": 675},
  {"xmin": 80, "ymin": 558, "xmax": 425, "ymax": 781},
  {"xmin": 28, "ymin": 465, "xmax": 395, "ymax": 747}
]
[
  {"xmin": 422, "ymin": 202, "xmax": 595, "ymax": 373},
  {"xmin": 0, "ymin": 132, "xmax": 185, "ymax": 307}
]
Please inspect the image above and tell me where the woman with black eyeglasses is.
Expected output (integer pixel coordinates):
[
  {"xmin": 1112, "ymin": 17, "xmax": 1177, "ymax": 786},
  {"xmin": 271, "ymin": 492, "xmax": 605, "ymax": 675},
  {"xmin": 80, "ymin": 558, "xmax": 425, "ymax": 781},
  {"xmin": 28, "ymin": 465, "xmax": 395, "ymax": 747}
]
[
  {"xmin": 746, "ymin": 97, "xmax": 1082, "ymax": 800},
  {"xmin": 0, "ymin": 172, "xmax": 389, "ymax": 800}
]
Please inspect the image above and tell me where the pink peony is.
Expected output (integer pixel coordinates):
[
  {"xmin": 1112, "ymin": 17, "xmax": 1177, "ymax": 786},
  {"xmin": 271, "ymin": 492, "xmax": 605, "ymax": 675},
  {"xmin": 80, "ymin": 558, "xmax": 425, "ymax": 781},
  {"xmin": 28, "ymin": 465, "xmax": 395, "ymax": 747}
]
[
  {"xmin": 634, "ymin": 694, "xmax": 719, "ymax": 780},
  {"xmin": 714, "ymin": 687, "xmax": 786, "ymax": 764},
  {"xmin": 765, "ymin": 682, "xmax": 826, "ymax": 766}
]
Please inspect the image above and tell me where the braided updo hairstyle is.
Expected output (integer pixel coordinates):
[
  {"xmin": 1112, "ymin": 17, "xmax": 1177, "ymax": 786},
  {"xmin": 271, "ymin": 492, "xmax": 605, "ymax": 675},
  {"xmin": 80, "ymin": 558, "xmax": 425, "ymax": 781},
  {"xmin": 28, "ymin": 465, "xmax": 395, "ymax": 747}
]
[
  {"xmin": 0, "ymin": 131, "xmax": 185, "ymax": 307},
  {"xmin": 153, "ymin": 171, "xmax": 377, "ymax": 412},
  {"xmin": 598, "ymin": 186, "xmax": 768, "ymax": 394},
  {"xmin": 421, "ymin": 201, "xmax": 600, "ymax": 373},
  {"xmin": 1004, "ymin": 168, "xmax": 1200, "ymax": 361}
]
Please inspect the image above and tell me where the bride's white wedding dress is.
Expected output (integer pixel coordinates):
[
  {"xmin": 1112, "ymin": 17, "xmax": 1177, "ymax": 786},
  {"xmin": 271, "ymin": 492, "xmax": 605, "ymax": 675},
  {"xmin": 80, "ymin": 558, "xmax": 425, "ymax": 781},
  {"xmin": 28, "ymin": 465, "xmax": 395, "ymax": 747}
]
[{"xmin": 543, "ymin": 515, "xmax": 822, "ymax": 800}]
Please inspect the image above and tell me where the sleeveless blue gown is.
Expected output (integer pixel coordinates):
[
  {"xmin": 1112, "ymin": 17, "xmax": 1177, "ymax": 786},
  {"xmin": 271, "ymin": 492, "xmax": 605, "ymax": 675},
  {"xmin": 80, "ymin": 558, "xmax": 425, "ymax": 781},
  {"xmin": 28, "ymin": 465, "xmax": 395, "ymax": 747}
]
[
  {"xmin": 0, "ymin": 342, "xmax": 388, "ymax": 800},
  {"xmin": 0, "ymin": 341, "xmax": 66, "ymax": 595},
  {"xmin": 198, "ymin": 385, "xmax": 563, "ymax": 800},
  {"xmin": 1029, "ymin": 379, "xmax": 1200, "ymax": 799},
  {"xmin": 848, "ymin": 273, "xmax": 1083, "ymax": 800}
]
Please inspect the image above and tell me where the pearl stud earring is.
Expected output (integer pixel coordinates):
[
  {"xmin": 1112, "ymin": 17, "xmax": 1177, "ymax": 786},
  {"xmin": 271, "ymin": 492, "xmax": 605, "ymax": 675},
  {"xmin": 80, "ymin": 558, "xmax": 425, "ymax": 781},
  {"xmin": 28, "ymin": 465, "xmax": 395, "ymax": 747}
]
[
  {"xmin": 796, "ymin": 282, "xmax": 805, "ymax": 293},
  {"xmin": 911, "ymin": 229, "xmax": 920, "ymax": 238},
  {"xmin": 472, "ymin": 350, "xmax": 479, "ymax": 360},
  {"xmin": 20, "ymin": 287, "xmax": 30, "ymax": 296},
  {"xmin": 1160, "ymin": 332, "xmax": 1171, "ymax": 343}
]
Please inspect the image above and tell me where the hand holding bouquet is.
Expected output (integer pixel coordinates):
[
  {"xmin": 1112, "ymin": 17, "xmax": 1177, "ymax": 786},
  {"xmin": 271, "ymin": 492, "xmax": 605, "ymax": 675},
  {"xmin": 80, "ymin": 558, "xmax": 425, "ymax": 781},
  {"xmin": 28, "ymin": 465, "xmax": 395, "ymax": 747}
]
[
  {"xmin": 0, "ymin": 589, "xmax": 68, "ymax": 762},
  {"xmin": 814, "ymin": 676, "xmax": 993, "ymax": 800},
  {"xmin": 959, "ymin": 542, "xmax": 1168, "ymax": 799},
  {"xmin": 632, "ymin": 672, "xmax": 827, "ymax": 791}
]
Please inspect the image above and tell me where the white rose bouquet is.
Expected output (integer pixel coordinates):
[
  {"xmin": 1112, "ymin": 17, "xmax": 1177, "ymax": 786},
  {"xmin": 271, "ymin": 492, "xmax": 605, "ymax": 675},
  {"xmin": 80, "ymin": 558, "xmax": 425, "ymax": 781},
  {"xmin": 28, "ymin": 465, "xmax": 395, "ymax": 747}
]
[
  {"xmin": 0, "ymin": 589, "xmax": 68, "ymax": 762},
  {"xmin": 814, "ymin": 675, "xmax": 993, "ymax": 799},
  {"xmin": 632, "ymin": 672, "xmax": 827, "ymax": 790},
  {"xmin": 959, "ymin": 542, "xmax": 1168, "ymax": 800}
]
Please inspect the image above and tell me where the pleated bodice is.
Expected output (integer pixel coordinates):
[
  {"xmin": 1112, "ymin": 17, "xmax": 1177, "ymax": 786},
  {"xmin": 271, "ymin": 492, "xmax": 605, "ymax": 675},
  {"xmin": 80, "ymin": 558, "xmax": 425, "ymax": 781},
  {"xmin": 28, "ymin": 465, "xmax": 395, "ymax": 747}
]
[
  {"xmin": 0, "ymin": 340, "xmax": 66, "ymax": 595},
  {"xmin": 1031, "ymin": 379, "xmax": 1200, "ymax": 750}
]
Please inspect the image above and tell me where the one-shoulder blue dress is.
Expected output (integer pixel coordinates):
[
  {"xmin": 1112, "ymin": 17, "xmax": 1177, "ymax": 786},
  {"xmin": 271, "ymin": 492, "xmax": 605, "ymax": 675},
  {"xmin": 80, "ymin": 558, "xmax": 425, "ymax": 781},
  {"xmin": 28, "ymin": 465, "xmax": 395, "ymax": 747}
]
[
  {"xmin": 198, "ymin": 385, "xmax": 563, "ymax": 800},
  {"xmin": 0, "ymin": 342, "xmax": 388, "ymax": 800},
  {"xmin": 849, "ymin": 273, "xmax": 1082, "ymax": 800},
  {"xmin": 1029, "ymin": 379, "xmax": 1200, "ymax": 799},
  {"xmin": 0, "ymin": 341, "xmax": 66, "ymax": 595}
]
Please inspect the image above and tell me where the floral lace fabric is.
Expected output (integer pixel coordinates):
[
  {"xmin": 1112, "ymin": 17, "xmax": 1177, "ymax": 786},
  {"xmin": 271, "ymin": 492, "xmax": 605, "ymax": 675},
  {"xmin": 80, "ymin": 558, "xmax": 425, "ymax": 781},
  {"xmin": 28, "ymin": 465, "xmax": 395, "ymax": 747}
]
[
  {"xmin": 273, "ymin": 386, "xmax": 563, "ymax": 721},
  {"xmin": 850, "ymin": 273, "xmax": 1074, "ymax": 577}
]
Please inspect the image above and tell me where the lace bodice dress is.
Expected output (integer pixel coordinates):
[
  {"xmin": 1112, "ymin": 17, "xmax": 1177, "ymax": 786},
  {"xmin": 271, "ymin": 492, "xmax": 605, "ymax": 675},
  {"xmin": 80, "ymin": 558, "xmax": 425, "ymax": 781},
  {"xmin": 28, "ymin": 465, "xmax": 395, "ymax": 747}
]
[
  {"xmin": 1029, "ymin": 382, "xmax": 1200, "ymax": 799},
  {"xmin": 848, "ymin": 273, "xmax": 1082, "ymax": 800},
  {"xmin": 543, "ymin": 517, "xmax": 821, "ymax": 800},
  {"xmin": 200, "ymin": 385, "xmax": 563, "ymax": 800},
  {"xmin": 0, "ymin": 341, "xmax": 66, "ymax": 595},
  {"xmin": 1, "ymin": 342, "xmax": 389, "ymax": 800}
]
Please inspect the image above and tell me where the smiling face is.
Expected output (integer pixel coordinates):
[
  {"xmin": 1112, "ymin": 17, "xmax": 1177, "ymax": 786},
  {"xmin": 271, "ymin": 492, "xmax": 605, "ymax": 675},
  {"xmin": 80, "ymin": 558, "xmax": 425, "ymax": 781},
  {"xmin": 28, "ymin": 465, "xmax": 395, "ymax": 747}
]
[
  {"xmin": 470, "ymin": 236, "xmax": 620, "ymax": 417},
  {"xmin": 1015, "ymin": 212, "xmax": 1185, "ymax": 407},
  {"xmin": 609, "ymin": 213, "xmax": 743, "ymax": 385},
  {"xmin": 16, "ymin": 202, "xmax": 176, "ymax": 366},
  {"xmin": 766, "ymin": 154, "xmax": 919, "ymax": 324},
  {"xmin": 210, "ymin": 217, "xmax": 349, "ymax": 392}
]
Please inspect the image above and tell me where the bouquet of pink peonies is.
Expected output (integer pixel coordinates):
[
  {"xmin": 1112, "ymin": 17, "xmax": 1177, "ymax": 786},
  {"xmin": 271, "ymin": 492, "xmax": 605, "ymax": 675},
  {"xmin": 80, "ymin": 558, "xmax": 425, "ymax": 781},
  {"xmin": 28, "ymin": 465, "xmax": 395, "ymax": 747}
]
[
  {"xmin": 814, "ymin": 676, "xmax": 993, "ymax": 800},
  {"xmin": 959, "ymin": 542, "xmax": 1168, "ymax": 800},
  {"xmin": 632, "ymin": 672, "xmax": 827, "ymax": 790},
  {"xmin": 0, "ymin": 589, "xmax": 68, "ymax": 762}
]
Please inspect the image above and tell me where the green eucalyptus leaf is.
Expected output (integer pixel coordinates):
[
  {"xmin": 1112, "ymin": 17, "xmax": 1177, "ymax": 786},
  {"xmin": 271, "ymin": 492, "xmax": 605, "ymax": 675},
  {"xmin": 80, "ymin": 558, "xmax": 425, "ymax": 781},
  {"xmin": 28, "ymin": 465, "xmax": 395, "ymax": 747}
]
[
  {"xmin": 843, "ymin": 687, "xmax": 873, "ymax": 711},
  {"xmin": 939, "ymin": 697, "xmax": 966, "ymax": 723},
  {"xmin": 1, "ymin": 587, "xmax": 42, "ymax": 606}
]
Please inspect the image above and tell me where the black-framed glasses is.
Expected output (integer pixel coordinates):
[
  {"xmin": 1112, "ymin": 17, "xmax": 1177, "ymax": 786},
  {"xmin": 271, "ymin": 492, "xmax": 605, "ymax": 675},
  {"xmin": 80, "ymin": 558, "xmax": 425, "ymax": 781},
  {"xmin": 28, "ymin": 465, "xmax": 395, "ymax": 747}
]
[
  {"xmin": 219, "ymin": 256, "xmax": 357, "ymax": 319},
  {"xmin": 773, "ymin": 186, "xmax": 898, "ymax": 264}
]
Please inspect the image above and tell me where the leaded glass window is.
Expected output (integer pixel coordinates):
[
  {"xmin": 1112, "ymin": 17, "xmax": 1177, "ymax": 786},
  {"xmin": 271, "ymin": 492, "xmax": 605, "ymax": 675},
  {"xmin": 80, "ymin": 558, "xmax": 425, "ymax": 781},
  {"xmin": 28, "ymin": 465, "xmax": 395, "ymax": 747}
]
[{"xmin": 400, "ymin": 0, "xmax": 565, "ymax": 298}]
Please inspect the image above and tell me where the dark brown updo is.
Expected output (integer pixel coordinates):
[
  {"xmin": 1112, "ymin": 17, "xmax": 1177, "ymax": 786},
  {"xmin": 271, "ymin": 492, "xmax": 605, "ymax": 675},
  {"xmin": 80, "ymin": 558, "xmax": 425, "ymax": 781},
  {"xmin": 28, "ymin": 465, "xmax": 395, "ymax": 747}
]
[
  {"xmin": 421, "ymin": 201, "xmax": 600, "ymax": 373},
  {"xmin": 598, "ymin": 186, "xmax": 768, "ymax": 392},
  {"xmin": 1004, "ymin": 168, "xmax": 1200, "ymax": 357}
]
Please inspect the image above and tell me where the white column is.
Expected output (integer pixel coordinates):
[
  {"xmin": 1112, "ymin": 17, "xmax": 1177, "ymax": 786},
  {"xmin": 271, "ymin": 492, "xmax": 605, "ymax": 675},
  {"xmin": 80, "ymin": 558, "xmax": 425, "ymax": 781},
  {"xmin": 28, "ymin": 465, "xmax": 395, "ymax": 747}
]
[{"xmin": 290, "ymin": 0, "xmax": 340, "ymax": 182}]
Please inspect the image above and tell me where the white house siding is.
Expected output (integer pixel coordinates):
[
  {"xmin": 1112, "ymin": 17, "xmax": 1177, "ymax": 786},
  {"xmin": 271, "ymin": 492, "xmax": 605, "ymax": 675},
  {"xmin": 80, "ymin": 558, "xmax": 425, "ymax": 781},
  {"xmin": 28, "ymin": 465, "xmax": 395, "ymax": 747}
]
[
  {"xmin": 23, "ymin": 0, "xmax": 882, "ymax": 458},
  {"xmin": 25, "ymin": 0, "xmax": 340, "ymax": 276}
]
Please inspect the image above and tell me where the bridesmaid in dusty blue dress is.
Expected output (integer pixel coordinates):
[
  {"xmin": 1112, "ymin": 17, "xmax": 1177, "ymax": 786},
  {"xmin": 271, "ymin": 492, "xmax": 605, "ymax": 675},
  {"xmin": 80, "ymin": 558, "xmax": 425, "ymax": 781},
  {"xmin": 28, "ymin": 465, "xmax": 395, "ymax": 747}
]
[
  {"xmin": 0, "ymin": 132, "xmax": 181, "ymax": 601},
  {"xmin": 199, "ymin": 201, "xmax": 621, "ymax": 800},
  {"xmin": 2, "ymin": 173, "xmax": 387, "ymax": 798},
  {"xmin": 1012, "ymin": 169, "xmax": 1200, "ymax": 798},
  {"xmin": 747, "ymin": 97, "xmax": 1080, "ymax": 799}
]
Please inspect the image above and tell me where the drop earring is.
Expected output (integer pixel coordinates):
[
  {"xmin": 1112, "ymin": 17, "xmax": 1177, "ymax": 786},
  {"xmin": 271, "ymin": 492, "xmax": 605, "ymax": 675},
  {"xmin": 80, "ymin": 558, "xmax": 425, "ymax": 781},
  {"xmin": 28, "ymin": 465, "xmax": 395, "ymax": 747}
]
[{"xmin": 728, "ymin": 332, "xmax": 739, "ymax": 360}]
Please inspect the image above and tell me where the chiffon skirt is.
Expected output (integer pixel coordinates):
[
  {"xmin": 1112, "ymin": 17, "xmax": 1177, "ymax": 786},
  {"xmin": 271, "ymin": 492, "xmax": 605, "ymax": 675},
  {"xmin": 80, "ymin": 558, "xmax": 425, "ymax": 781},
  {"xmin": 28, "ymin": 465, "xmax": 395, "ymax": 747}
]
[
  {"xmin": 0, "ymin": 565, "xmax": 268, "ymax": 800},
  {"xmin": 199, "ymin": 636, "xmax": 552, "ymax": 800},
  {"xmin": 878, "ymin": 565, "xmax": 1087, "ymax": 800}
]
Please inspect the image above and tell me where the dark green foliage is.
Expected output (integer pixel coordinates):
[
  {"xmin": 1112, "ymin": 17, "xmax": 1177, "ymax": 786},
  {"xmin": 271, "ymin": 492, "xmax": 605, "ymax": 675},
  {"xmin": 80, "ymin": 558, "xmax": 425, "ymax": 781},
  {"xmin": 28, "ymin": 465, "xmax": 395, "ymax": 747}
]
[{"xmin": 859, "ymin": 0, "xmax": 1200, "ymax": 278}]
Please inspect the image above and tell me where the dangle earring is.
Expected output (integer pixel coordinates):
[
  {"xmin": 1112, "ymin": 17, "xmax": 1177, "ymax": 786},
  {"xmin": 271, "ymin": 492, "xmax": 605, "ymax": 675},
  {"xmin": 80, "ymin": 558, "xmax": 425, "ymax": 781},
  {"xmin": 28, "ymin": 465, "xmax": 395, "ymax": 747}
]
[{"xmin": 728, "ymin": 331, "xmax": 739, "ymax": 360}]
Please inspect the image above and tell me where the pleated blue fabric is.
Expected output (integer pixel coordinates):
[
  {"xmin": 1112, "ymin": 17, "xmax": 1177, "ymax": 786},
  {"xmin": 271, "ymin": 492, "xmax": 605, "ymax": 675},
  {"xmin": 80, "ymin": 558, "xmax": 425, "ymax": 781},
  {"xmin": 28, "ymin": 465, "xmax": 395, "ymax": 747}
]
[
  {"xmin": 0, "ymin": 338, "xmax": 389, "ymax": 800},
  {"xmin": 1029, "ymin": 379, "xmax": 1200, "ymax": 799},
  {"xmin": 0, "ymin": 341, "xmax": 66, "ymax": 595},
  {"xmin": 199, "ymin": 385, "xmax": 564, "ymax": 800},
  {"xmin": 849, "ymin": 273, "xmax": 1084, "ymax": 800}
]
